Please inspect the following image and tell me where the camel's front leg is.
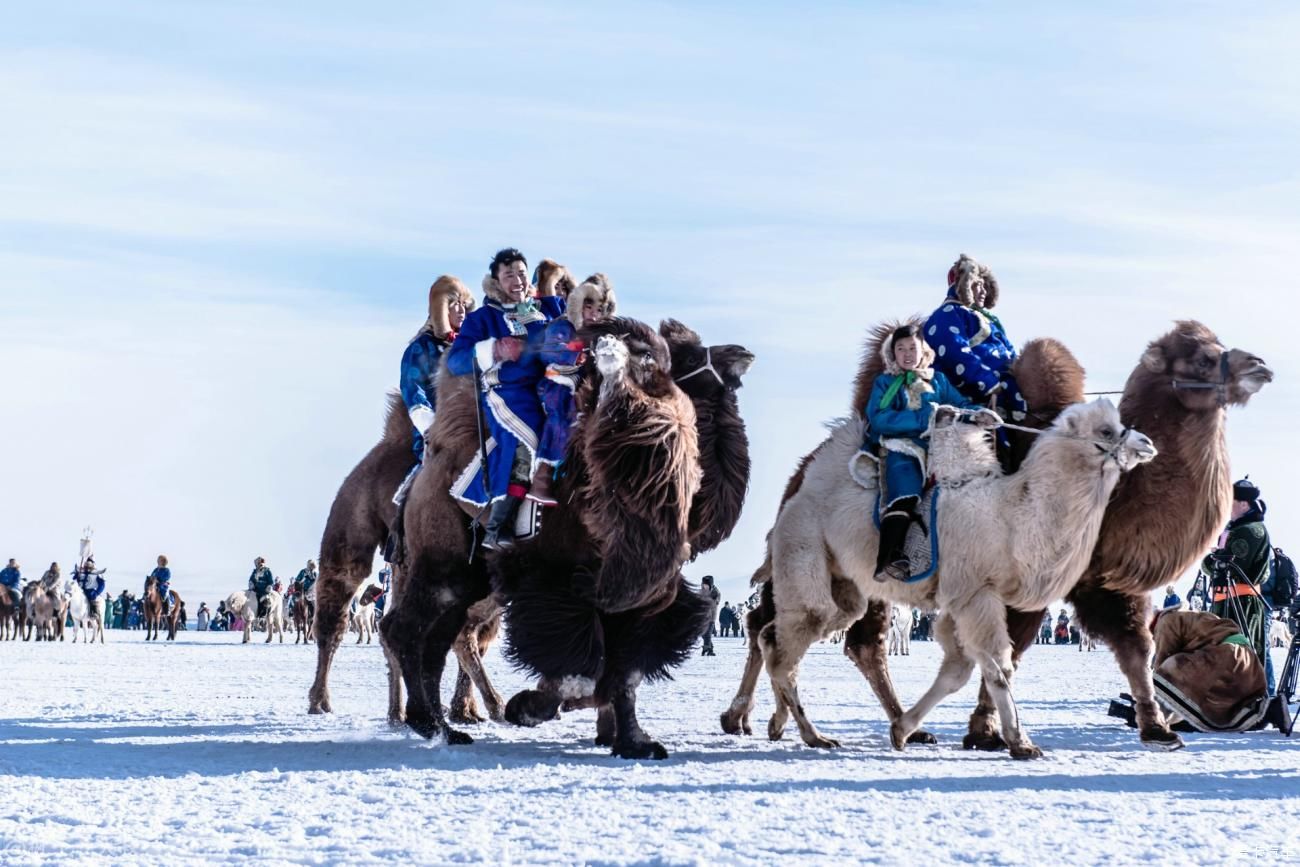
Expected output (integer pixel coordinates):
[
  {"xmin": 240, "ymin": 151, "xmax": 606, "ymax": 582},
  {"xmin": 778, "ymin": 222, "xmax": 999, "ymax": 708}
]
[
  {"xmin": 1070, "ymin": 584, "xmax": 1183, "ymax": 751},
  {"xmin": 844, "ymin": 601, "xmax": 937, "ymax": 745},
  {"xmin": 951, "ymin": 594, "xmax": 1040, "ymax": 759},
  {"xmin": 892, "ymin": 614, "xmax": 974, "ymax": 749},
  {"xmin": 964, "ymin": 605, "xmax": 1042, "ymax": 750}
]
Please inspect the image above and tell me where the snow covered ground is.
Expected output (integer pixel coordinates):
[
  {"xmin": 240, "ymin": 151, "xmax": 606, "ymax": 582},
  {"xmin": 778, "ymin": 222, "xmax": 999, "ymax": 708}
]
[{"xmin": 1, "ymin": 631, "xmax": 1297, "ymax": 865}]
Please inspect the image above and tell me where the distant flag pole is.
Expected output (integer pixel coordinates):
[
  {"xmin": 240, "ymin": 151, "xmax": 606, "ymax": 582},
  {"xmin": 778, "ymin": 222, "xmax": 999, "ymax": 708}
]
[{"xmin": 79, "ymin": 526, "xmax": 94, "ymax": 570}]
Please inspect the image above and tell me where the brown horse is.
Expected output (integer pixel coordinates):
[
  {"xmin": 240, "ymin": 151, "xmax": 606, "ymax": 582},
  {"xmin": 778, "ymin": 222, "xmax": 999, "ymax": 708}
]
[
  {"xmin": 291, "ymin": 590, "xmax": 312, "ymax": 645},
  {"xmin": 0, "ymin": 585, "xmax": 20, "ymax": 640},
  {"xmin": 144, "ymin": 576, "xmax": 181, "ymax": 641}
]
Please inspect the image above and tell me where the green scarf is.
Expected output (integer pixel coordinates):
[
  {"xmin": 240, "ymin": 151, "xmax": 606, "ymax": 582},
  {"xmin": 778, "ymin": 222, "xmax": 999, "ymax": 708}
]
[
  {"xmin": 974, "ymin": 306, "xmax": 1002, "ymax": 329},
  {"xmin": 878, "ymin": 371, "xmax": 917, "ymax": 411},
  {"xmin": 1221, "ymin": 633, "xmax": 1251, "ymax": 648}
]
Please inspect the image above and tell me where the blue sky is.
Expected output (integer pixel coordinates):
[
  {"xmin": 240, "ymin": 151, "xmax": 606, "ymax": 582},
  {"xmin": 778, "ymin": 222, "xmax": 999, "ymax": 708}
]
[{"xmin": 2, "ymin": 1, "xmax": 1297, "ymax": 608}]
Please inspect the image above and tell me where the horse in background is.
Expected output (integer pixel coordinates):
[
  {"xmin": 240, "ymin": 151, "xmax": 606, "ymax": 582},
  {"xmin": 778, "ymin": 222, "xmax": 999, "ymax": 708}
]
[
  {"xmin": 66, "ymin": 583, "xmax": 107, "ymax": 644},
  {"xmin": 144, "ymin": 574, "xmax": 181, "ymax": 641},
  {"xmin": 350, "ymin": 584, "xmax": 382, "ymax": 645},
  {"xmin": 225, "ymin": 589, "xmax": 285, "ymax": 644},
  {"xmin": 0, "ymin": 584, "xmax": 19, "ymax": 640}
]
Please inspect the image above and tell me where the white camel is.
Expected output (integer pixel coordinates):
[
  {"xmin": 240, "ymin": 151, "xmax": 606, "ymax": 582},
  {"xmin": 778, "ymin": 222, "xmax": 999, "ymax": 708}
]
[
  {"xmin": 723, "ymin": 398, "xmax": 1154, "ymax": 758},
  {"xmin": 65, "ymin": 584, "xmax": 106, "ymax": 644},
  {"xmin": 225, "ymin": 589, "xmax": 285, "ymax": 644}
]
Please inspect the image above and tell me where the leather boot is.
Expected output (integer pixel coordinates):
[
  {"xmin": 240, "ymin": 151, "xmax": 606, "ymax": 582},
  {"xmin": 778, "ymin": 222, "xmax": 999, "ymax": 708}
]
[
  {"xmin": 527, "ymin": 465, "xmax": 558, "ymax": 506},
  {"xmin": 873, "ymin": 512, "xmax": 913, "ymax": 582},
  {"xmin": 482, "ymin": 495, "xmax": 523, "ymax": 551}
]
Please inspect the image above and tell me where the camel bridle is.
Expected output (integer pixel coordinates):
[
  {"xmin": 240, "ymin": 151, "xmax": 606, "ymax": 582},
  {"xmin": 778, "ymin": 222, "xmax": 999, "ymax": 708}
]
[
  {"xmin": 1171, "ymin": 352, "xmax": 1231, "ymax": 407},
  {"xmin": 674, "ymin": 346, "xmax": 727, "ymax": 388}
]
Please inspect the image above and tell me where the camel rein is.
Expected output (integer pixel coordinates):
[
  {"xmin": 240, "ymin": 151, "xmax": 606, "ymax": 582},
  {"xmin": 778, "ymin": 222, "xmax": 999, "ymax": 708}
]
[
  {"xmin": 674, "ymin": 346, "xmax": 724, "ymax": 387},
  {"xmin": 950, "ymin": 408, "xmax": 1132, "ymax": 456}
]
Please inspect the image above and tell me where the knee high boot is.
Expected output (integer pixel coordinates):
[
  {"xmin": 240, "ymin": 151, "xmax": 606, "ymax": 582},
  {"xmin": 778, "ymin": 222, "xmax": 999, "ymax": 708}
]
[
  {"xmin": 873, "ymin": 511, "xmax": 913, "ymax": 582},
  {"xmin": 483, "ymin": 495, "xmax": 524, "ymax": 551}
]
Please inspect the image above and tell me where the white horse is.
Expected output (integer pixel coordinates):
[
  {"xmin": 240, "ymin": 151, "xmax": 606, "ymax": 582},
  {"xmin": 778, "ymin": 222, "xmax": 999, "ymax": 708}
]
[
  {"xmin": 224, "ymin": 589, "xmax": 285, "ymax": 644},
  {"xmin": 65, "ymin": 584, "xmax": 106, "ymax": 644},
  {"xmin": 888, "ymin": 605, "xmax": 910, "ymax": 656},
  {"xmin": 350, "ymin": 584, "xmax": 382, "ymax": 645}
]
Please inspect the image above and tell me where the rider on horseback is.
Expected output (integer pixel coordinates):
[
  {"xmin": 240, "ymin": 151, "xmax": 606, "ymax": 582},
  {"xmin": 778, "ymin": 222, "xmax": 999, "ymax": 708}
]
[
  {"xmin": 248, "ymin": 557, "xmax": 275, "ymax": 617},
  {"xmin": 146, "ymin": 555, "xmax": 170, "ymax": 614},
  {"xmin": 292, "ymin": 560, "xmax": 317, "ymax": 597},
  {"xmin": 0, "ymin": 559, "xmax": 20, "ymax": 606},
  {"xmin": 76, "ymin": 556, "xmax": 108, "ymax": 603}
]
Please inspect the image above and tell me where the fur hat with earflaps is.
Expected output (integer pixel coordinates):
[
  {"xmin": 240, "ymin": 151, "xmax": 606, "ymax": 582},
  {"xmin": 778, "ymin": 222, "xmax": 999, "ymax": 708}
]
[
  {"xmin": 879, "ymin": 323, "xmax": 936, "ymax": 377},
  {"xmin": 426, "ymin": 275, "xmax": 475, "ymax": 338},
  {"xmin": 532, "ymin": 259, "xmax": 577, "ymax": 298},
  {"xmin": 946, "ymin": 254, "xmax": 1000, "ymax": 309},
  {"xmin": 566, "ymin": 273, "xmax": 617, "ymax": 329}
]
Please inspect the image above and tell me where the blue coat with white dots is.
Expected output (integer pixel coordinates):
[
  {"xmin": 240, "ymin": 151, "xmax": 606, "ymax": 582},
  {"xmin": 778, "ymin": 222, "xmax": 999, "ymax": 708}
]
[{"xmin": 923, "ymin": 297, "xmax": 1028, "ymax": 420}]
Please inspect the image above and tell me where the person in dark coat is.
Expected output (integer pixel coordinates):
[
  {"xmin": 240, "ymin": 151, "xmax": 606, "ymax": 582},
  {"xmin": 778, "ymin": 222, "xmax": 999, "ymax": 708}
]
[
  {"xmin": 1202, "ymin": 478, "xmax": 1274, "ymax": 693},
  {"xmin": 1151, "ymin": 608, "xmax": 1268, "ymax": 731},
  {"xmin": 700, "ymin": 576, "xmax": 720, "ymax": 656},
  {"xmin": 248, "ymin": 557, "xmax": 275, "ymax": 616}
]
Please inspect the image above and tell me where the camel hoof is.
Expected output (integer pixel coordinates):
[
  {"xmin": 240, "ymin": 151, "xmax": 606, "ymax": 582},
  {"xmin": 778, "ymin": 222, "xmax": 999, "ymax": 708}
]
[
  {"xmin": 504, "ymin": 690, "xmax": 562, "ymax": 727},
  {"xmin": 1140, "ymin": 727, "xmax": 1185, "ymax": 751},
  {"xmin": 720, "ymin": 711, "xmax": 745, "ymax": 736},
  {"xmin": 613, "ymin": 739, "xmax": 669, "ymax": 760},
  {"xmin": 445, "ymin": 727, "xmax": 474, "ymax": 746},
  {"xmin": 962, "ymin": 731, "xmax": 1008, "ymax": 752},
  {"xmin": 741, "ymin": 719, "xmax": 753, "ymax": 736},
  {"xmin": 1010, "ymin": 744, "xmax": 1043, "ymax": 760},
  {"xmin": 803, "ymin": 734, "xmax": 840, "ymax": 749},
  {"xmin": 889, "ymin": 723, "xmax": 909, "ymax": 751},
  {"xmin": 907, "ymin": 730, "xmax": 938, "ymax": 745},
  {"xmin": 766, "ymin": 717, "xmax": 786, "ymax": 741},
  {"xmin": 405, "ymin": 713, "xmax": 442, "ymax": 740},
  {"xmin": 448, "ymin": 708, "xmax": 487, "ymax": 725}
]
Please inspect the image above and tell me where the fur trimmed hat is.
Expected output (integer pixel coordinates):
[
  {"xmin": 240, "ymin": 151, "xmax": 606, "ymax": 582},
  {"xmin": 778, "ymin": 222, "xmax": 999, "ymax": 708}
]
[
  {"xmin": 946, "ymin": 254, "xmax": 1000, "ymax": 309},
  {"xmin": 880, "ymin": 323, "xmax": 936, "ymax": 376},
  {"xmin": 532, "ymin": 259, "xmax": 577, "ymax": 298},
  {"xmin": 566, "ymin": 273, "xmax": 617, "ymax": 328},
  {"xmin": 1233, "ymin": 478, "xmax": 1261, "ymax": 502},
  {"xmin": 426, "ymin": 275, "xmax": 475, "ymax": 338}
]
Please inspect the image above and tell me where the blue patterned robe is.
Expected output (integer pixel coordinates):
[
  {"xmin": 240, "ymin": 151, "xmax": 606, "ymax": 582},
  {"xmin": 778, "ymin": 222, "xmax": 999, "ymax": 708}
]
[
  {"xmin": 399, "ymin": 330, "xmax": 453, "ymax": 460},
  {"xmin": 535, "ymin": 318, "xmax": 584, "ymax": 466},
  {"xmin": 924, "ymin": 297, "xmax": 1028, "ymax": 421},
  {"xmin": 446, "ymin": 298, "xmax": 552, "ymax": 504}
]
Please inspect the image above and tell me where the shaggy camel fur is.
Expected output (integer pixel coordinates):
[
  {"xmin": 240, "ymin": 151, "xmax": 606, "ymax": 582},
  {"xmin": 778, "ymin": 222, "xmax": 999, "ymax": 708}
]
[
  {"xmin": 722, "ymin": 322, "xmax": 1084, "ymax": 740},
  {"xmin": 226, "ymin": 590, "xmax": 285, "ymax": 644},
  {"xmin": 307, "ymin": 274, "xmax": 475, "ymax": 715},
  {"xmin": 144, "ymin": 576, "xmax": 181, "ymax": 641},
  {"xmin": 888, "ymin": 400, "xmax": 1156, "ymax": 757},
  {"xmin": 491, "ymin": 322, "xmax": 706, "ymax": 759}
]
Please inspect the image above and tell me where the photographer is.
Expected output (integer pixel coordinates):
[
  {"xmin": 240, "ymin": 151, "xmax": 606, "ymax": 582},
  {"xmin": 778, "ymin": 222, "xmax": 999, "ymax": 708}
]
[
  {"xmin": 1200, "ymin": 478, "xmax": 1273, "ymax": 694},
  {"xmin": 1150, "ymin": 608, "xmax": 1267, "ymax": 732}
]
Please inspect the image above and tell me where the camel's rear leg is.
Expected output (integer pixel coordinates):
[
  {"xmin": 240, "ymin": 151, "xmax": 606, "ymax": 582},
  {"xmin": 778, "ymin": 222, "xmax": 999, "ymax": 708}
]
[
  {"xmin": 964, "ymin": 605, "xmax": 1042, "ymax": 751},
  {"xmin": 844, "ymin": 601, "xmax": 937, "ymax": 744},
  {"xmin": 1070, "ymin": 584, "xmax": 1183, "ymax": 750},
  {"xmin": 721, "ymin": 585, "xmax": 774, "ymax": 736},
  {"xmin": 309, "ymin": 562, "xmax": 372, "ymax": 714},
  {"xmin": 761, "ymin": 615, "xmax": 837, "ymax": 748},
  {"xmin": 891, "ymin": 614, "xmax": 975, "ymax": 749},
  {"xmin": 450, "ymin": 597, "xmax": 505, "ymax": 724}
]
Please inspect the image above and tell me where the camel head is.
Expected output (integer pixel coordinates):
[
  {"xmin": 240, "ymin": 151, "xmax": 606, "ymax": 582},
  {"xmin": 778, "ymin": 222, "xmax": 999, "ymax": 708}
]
[
  {"xmin": 1137, "ymin": 320, "xmax": 1273, "ymax": 411},
  {"xmin": 659, "ymin": 319, "xmax": 755, "ymax": 398},
  {"xmin": 585, "ymin": 317, "xmax": 676, "ymax": 399},
  {"xmin": 1051, "ymin": 399, "xmax": 1158, "ymax": 472}
]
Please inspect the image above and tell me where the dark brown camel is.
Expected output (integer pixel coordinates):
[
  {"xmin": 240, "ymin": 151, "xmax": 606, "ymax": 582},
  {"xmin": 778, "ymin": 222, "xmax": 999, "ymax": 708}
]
[
  {"xmin": 0, "ymin": 586, "xmax": 19, "ymax": 640},
  {"xmin": 144, "ymin": 576, "xmax": 181, "ymax": 641}
]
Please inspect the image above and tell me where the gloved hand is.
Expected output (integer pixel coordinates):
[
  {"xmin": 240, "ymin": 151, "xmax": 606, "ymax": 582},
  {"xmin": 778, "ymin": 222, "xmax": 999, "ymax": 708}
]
[
  {"xmin": 494, "ymin": 337, "xmax": 524, "ymax": 363},
  {"xmin": 968, "ymin": 407, "xmax": 1003, "ymax": 429}
]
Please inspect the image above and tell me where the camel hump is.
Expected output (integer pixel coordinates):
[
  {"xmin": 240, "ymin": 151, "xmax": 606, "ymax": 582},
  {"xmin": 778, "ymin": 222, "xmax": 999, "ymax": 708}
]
[
  {"xmin": 1013, "ymin": 337, "xmax": 1086, "ymax": 413},
  {"xmin": 381, "ymin": 390, "xmax": 410, "ymax": 444},
  {"xmin": 850, "ymin": 316, "xmax": 925, "ymax": 417}
]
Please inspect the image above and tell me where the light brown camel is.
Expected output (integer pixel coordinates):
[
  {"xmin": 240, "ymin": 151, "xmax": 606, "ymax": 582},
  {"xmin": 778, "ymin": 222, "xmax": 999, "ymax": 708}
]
[
  {"xmin": 307, "ymin": 274, "xmax": 476, "ymax": 715},
  {"xmin": 722, "ymin": 322, "xmax": 1084, "ymax": 740}
]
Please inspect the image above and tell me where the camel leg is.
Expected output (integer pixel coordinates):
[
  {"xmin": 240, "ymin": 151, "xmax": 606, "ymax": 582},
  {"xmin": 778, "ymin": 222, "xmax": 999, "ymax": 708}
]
[
  {"xmin": 891, "ymin": 614, "xmax": 975, "ymax": 749},
  {"xmin": 1069, "ymin": 584, "xmax": 1183, "ymax": 750},
  {"xmin": 379, "ymin": 626, "xmax": 406, "ymax": 725},
  {"xmin": 380, "ymin": 586, "xmax": 474, "ymax": 744},
  {"xmin": 721, "ymin": 591, "xmax": 773, "ymax": 736},
  {"xmin": 761, "ymin": 613, "xmax": 838, "ymax": 749},
  {"xmin": 450, "ymin": 607, "xmax": 505, "ymax": 724},
  {"xmin": 952, "ymin": 595, "xmax": 1040, "ymax": 759},
  {"xmin": 309, "ymin": 565, "xmax": 371, "ymax": 714},
  {"xmin": 964, "ymin": 606, "xmax": 1042, "ymax": 751},
  {"xmin": 449, "ymin": 663, "xmax": 483, "ymax": 724},
  {"xmin": 844, "ymin": 602, "xmax": 937, "ymax": 744},
  {"xmin": 601, "ymin": 671, "xmax": 666, "ymax": 760}
]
